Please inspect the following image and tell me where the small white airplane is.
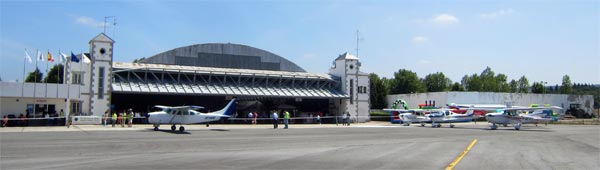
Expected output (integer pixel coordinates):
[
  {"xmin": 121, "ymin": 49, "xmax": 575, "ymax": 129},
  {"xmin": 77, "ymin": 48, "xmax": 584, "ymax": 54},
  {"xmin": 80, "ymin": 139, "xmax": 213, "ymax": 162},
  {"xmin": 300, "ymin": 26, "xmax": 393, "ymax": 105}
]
[
  {"xmin": 484, "ymin": 106, "xmax": 562, "ymax": 130},
  {"xmin": 383, "ymin": 109, "xmax": 430, "ymax": 126},
  {"xmin": 426, "ymin": 109, "xmax": 481, "ymax": 128},
  {"xmin": 148, "ymin": 98, "xmax": 237, "ymax": 132}
]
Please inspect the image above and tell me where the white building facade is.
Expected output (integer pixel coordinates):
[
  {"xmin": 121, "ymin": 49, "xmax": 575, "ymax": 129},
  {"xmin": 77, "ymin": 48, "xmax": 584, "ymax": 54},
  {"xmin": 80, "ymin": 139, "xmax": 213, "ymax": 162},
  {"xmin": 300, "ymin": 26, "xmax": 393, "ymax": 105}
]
[
  {"xmin": 329, "ymin": 53, "xmax": 370, "ymax": 122},
  {"xmin": 0, "ymin": 33, "xmax": 113, "ymax": 118}
]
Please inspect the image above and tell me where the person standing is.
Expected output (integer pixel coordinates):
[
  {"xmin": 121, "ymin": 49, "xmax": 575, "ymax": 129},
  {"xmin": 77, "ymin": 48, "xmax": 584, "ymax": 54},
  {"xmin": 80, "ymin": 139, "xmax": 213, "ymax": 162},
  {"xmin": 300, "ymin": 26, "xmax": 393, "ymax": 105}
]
[
  {"xmin": 247, "ymin": 112, "xmax": 253, "ymax": 124},
  {"xmin": 103, "ymin": 111, "xmax": 108, "ymax": 127},
  {"xmin": 120, "ymin": 112, "xmax": 126, "ymax": 127},
  {"xmin": 2, "ymin": 115, "xmax": 8, "ymax": 127},
  {"xmin": 346, "ymin": 112, "xmax": 351, "ymax": 126},
  {"xmin": 111, "ymin": 112, "xmax": 117, "ymax": 127},
  {"xmin": 284, "ymin": 110, "xmax": 290, "ymax": 129},
  {"xmin": 253, "ymin": 112, "xmax": 258, "ymax": 125},
  {"xmin": 128, "ymin": 109, "xmax": 134, "ymax": 127},
  {"xmin": 317, "ymin": 114, "xmax": 321, "ymax": 125},
  {"xmin": 272, "ymin": 112, "xmax": 279, "ymax": 129},
  {"xmin": 342, "ymin": 112, "xmax": 347, "ymax": 126}
]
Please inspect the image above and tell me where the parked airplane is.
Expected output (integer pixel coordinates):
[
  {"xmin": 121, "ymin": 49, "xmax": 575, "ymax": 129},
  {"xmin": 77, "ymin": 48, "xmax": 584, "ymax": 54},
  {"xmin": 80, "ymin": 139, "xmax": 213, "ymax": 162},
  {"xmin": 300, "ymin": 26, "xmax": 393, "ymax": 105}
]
[
  {"xmin": 383, "ymin": 108, "xmax": 430, "ymax": 126},
  {"xmin": 427, "ymin": 109, "xmax": 481, "ymax": 128},
  {"xmin": 148, "ymin": 98, "xmax": 237, "ymax": 132},
  {"xmin": 484, "ymin": 106, "xmax": 562, "ymax": 130}
]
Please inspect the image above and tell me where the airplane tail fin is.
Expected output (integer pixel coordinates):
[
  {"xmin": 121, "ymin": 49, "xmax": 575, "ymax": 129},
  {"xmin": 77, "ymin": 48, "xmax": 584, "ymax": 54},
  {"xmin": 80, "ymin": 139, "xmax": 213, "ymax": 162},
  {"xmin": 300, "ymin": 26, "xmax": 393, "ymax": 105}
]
[{"xmin": 209, "ymin": 98, "xmax": 237, "ymax": 117}]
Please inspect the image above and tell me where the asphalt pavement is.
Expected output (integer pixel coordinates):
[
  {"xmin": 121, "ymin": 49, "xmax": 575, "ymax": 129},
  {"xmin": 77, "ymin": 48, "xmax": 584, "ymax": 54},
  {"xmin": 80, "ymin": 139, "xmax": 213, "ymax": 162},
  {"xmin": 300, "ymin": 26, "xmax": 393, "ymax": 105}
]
[{"xmin": 1, "ymin": 122, "xmax": 599, "ymax": 170}]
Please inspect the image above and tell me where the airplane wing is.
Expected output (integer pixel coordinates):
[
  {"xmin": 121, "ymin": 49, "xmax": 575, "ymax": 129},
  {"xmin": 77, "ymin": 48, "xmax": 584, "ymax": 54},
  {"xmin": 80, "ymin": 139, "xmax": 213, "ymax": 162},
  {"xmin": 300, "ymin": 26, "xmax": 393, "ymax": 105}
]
[{"xmin": 154, "ymin": 105, "xmax": 205, "ymax": 114}]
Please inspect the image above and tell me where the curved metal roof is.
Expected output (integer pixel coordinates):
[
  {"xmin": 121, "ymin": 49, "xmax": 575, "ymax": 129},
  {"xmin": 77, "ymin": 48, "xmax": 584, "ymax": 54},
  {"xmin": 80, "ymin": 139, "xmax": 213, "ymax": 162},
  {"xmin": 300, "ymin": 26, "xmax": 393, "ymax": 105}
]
[{"xmin": 140, "ymin": 43, "xmax": 306, "ymax": 72}]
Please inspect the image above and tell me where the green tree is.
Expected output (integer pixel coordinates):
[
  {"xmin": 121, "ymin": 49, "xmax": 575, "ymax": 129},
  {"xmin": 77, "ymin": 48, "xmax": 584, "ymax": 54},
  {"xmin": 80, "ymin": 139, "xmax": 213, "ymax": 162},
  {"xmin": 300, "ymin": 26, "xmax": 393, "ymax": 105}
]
[
  {"xmin": 496, "ymin": 74, "xmax": 510, "ymax": 92},
  {"xmin": 509, "ymin": 79, "xmax": 518, "ymax": 93},
  {"xmin": 424, "ymin": 72, "xmax": 451, "ymax": 92},
  {"xmin": 465, "ymin": 74, "xmax": 482, "ymax": 91},
  {"xmin": 25, "ymin": 67, "xmax": 43, "ymax": 83},
  {"xmin": 560, "ymin": 75, "xmax": 573, "ymax": 94},
  {"xmin": 389, "ymin": 69, "xmax": 426, "ymax": 94},
  {"xmin": 531, "ymin": 82, "xmax": 546, "ymax": 94},
  {"xmin": 479, "ymin": 67, "xmax": 497, "ymax": 92},
  {"xmin": 450, "ymin": 82, "xmax": 465, "ymax": 91},
  {"xmin": 369, "ymin": 73, "xmax": 388, "ymax": 109},
  {"xmin": 517, "ymin": 76, "xmax": 530, "ymax": 93},
  {"xmin": 43, "ymin": 64, "xmax": 64, "ymax": 83}
]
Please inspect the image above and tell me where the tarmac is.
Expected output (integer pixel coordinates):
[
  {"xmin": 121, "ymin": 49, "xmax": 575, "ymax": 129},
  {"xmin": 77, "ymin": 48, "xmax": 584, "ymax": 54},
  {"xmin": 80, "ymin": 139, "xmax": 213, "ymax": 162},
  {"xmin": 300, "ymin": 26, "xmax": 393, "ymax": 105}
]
[{"xmin": 1, "ymin": 122, "xmax": 599, "ymax": 170}]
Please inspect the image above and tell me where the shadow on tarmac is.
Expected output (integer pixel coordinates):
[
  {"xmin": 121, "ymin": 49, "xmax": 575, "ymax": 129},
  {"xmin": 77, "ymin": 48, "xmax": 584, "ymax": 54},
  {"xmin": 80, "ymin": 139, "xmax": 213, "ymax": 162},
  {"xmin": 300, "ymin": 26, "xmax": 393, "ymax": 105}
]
[{"xmin": 147, "ymin": 129, "xmax": 192, "ymax": 134}]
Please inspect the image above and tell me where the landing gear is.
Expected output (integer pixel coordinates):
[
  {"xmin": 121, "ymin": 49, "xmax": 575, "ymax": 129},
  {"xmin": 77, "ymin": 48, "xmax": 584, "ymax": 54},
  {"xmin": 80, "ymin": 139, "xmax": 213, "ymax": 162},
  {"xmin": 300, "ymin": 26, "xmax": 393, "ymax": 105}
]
[
  {"xmin": 171, "ymin": 125, "xmax": 177, "ymax": 131},
  {"xmin": 153, "ymin": 124, "xmax": 160, "ymax": 131},
  {"xmin": 420, "ymin": 123, "xmax": 425, "ymax": 127},
  {"xmin": 450, "ymin": 124, "xmax": 455, "ymax": 128},
  {"xmin": 179, "ymin": 126, "xmax": 185, "ymax": 132},
  {"xmin": 502, "ymin": 124, "xmax": 508, "ymax": 127},
  {"xmin": 490, "ymin": 123, "xmax": 498, "ymax": 130},
  {"xmin": 514, "ymin": 123, "xmax": 521, "ymax": 130},
  {"xmin": 206, "ymin": 123, "xmax": 210, "ymax": 127}
]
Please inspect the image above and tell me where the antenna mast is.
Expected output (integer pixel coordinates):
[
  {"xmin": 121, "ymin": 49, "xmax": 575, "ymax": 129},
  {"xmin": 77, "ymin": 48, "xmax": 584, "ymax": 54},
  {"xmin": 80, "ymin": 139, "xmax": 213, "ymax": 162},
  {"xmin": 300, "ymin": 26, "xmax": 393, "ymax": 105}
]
[
  {"xmin": 356, "ymin": 30, "xmax": 359, "ymax": 58},
  {"xmin": 104, "ymin": 16, "xmax": 115, "ymax": 34}
]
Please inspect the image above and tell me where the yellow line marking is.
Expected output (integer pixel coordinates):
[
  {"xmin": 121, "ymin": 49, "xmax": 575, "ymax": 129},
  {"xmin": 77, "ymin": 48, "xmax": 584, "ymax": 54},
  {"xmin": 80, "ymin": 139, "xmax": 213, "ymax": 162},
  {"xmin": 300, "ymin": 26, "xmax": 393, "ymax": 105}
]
[{"xmin": 445, "ymin": 139, "xmax": 478, "ymax": 170}]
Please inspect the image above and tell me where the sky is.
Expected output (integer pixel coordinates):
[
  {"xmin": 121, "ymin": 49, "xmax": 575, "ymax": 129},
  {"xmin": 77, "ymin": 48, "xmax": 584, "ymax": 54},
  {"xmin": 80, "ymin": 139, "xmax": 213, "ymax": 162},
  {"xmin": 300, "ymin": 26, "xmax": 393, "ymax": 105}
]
[{"xmin": 1, "ymin": 0, "xmax": 599, "ymax": 85}]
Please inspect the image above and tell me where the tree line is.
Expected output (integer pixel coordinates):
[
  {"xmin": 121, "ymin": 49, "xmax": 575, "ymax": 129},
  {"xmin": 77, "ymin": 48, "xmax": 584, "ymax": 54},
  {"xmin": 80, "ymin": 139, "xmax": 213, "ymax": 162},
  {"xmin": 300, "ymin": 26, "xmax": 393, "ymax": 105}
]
[{"xmin": 369, "ymin": 67, "xmax": 598, "ymax": 109}]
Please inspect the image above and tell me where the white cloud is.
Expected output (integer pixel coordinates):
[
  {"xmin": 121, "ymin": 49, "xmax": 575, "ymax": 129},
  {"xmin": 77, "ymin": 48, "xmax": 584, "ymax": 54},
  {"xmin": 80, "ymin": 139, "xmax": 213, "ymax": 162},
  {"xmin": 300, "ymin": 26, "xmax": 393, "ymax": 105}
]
[
  {"xmin": 412, "ymin": 36, "xmax": 428, "ymax": 43},
  {"xmin": 480, "ymin": 8, "xmax": 515, "ymax": 19},
  {"xmin": 433, "ymin": 13, "xmax": 459, "ymax": 25},
  {"xmin": 74, "ymin": 15, "xmax": 104, "ymax": 28}
]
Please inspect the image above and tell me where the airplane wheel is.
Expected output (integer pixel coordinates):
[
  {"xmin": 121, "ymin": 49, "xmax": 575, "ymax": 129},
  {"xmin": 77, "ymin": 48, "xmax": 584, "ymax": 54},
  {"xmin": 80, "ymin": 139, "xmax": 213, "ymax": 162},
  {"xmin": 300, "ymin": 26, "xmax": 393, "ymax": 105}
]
[
  {"xmin": 437, "ymin": 125, "xmax": 441, "ymax": 128},
  {"xmin": 450, "ymin": 124, "xmax": 455, "ymax": 128},
  {"xmin": 153, "ymin": 127, "xmax": 159, "ymax": 131},
  {"xmin": 179, "ymin": 126, "xmax": 185, "ymax": 132},
  {"xmin": 206, "ymin": 123, "xmax": 209, "ymax": 127},
  {"xmin": 421, "ymin": 123, "xmax": 425, "ymax": 127},
  {"xmin": 171, "ymin": 125, "xmax": 176, "ymax": 131},
  {"xmin": 503, "ymin": 124, "xmax": 508, "ymax": 127},
  {"xmin": 491, "ymin": 124, "xmax": 497, "ymax": 130},
  {"xmin": 515, "ymin": 124, "xmax": 521, "ymax": 130}
]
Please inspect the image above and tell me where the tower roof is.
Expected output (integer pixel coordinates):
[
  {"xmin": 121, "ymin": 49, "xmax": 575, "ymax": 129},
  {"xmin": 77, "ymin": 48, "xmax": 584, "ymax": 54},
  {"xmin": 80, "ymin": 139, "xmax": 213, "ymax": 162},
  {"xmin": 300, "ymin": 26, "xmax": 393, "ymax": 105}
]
[{"xmin": 335, "ymin": 52, "xmax": 359, "ymax": 61}]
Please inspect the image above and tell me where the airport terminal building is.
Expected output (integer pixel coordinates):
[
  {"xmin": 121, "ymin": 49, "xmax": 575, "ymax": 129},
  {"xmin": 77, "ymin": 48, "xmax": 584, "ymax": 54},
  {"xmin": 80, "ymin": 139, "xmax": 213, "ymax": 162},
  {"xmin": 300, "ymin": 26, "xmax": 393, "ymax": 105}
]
[{"xmin": 0, "ymin": 33, "xmax": 371, "ymax": 123}]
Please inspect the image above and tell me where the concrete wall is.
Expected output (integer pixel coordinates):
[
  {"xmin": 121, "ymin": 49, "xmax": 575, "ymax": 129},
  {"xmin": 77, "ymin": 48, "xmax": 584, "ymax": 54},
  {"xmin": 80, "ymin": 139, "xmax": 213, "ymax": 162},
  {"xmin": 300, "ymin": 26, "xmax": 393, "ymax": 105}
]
[
  {"xmin": 387, "ymin": 92, "xmax": 595, "ymax": 115},
  {"xmin": 0, "ymin": 82, "xmax": 86, "ymax": 117}
]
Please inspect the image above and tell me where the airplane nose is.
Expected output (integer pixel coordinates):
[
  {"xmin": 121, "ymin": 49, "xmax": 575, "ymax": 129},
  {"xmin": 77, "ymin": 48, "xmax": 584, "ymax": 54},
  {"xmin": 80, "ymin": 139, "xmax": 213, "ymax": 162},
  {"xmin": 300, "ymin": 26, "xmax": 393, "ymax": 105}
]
[{"xmin": 486, "ymin": 113, "xmax": 493, "ymax": 117}]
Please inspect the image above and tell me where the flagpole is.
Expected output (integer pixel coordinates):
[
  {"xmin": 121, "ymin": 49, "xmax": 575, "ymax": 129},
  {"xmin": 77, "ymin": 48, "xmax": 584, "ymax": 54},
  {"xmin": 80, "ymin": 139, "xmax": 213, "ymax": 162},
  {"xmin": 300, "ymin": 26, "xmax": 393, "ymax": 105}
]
[
  {"xmin": 57, "ymin": 49, "xmax": 60, "ymax": 99},
  {"xmin": 45, "ymin": 50, "xmax": 49, "ymax": 98},
  {"xmin": 22, "ymin": 48, "xmax": 27, "ymax": 97},
  {"xmin": 34, "ymin": 49, "xmax": 38, "ymax": 118}
]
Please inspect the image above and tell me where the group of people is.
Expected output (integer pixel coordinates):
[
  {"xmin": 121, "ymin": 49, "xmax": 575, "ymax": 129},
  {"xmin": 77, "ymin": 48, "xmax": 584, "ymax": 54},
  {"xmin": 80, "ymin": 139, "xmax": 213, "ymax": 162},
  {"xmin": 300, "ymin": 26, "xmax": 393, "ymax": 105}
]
[
  {"xmin": 104, "ymin": 109, "xmax": 134, "ymax": 128},
  {"xmin": 271, "ymin": 110, "xmax": 291, "ymax": 129}
]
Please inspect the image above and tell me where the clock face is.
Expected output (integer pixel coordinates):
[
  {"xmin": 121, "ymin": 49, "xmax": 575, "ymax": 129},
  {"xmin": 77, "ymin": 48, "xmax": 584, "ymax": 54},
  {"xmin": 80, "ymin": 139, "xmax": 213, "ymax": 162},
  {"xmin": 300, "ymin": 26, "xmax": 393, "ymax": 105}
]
[
  {"xmin": 100, "ymin": 48, "xmax": 106, "ymax": 55},
  {"xmin": 349, "ymin": 64, "xmax": 354, "ymax": 69}
]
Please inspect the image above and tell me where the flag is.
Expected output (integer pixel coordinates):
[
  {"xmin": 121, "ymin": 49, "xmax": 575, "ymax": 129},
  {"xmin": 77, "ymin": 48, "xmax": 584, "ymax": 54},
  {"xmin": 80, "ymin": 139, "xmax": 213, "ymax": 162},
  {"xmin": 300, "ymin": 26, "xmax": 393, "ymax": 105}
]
[
  {"xmin": 47, "ymin": 51, "xmax": 54, "ymax": 62},
  {"xmin": 37, "ymin": 50, "xmax": 43, "ymax": 61},
  {"xmin": 82, "ymin": 53, "xmax": 91, "ymax": 64},
  {"xmin": 71, "ymin": 52, "xmax": 80, "ymax": 63},
  {"xmin": 60, "ymin": 52, "xmax": 68, "ymax": 63},
  {"xmin": 25, "ymin": 50, "xmax": 32, "ymax": 63}
]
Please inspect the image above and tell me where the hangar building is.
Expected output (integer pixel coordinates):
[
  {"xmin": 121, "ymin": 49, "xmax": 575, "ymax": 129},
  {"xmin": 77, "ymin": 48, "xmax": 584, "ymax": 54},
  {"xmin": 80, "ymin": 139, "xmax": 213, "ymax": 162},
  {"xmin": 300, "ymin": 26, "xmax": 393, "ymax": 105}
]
[{"xmin": 0, "ymin": 33, "xmax": 371, "ymax": 123}]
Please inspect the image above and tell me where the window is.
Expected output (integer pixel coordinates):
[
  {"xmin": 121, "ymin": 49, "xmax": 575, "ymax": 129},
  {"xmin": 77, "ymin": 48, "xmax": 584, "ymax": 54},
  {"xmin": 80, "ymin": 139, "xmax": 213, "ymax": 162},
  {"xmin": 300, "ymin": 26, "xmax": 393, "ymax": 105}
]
[
  {"xmin": 98, "ymin": 67, "xmax": 105, "ymax": 99},
  {"xmin": 72, "ymin": 72, "xmax": 82, "ymax": 84},
  {"xmin": 71, "ymin": 101, "xmax": 82, "ymax": 115},
  {"xmin": 349, "ymin": 79, "xmax": 354, "ymax": 104}
]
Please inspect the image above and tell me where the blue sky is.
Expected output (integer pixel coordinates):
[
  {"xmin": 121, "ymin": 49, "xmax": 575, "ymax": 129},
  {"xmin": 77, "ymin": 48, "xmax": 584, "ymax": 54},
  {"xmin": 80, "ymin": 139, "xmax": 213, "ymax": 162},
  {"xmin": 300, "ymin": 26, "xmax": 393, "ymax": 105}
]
[{"xmin": 1, "ymin": 0, "xmax": 599, "ymax": 85}]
